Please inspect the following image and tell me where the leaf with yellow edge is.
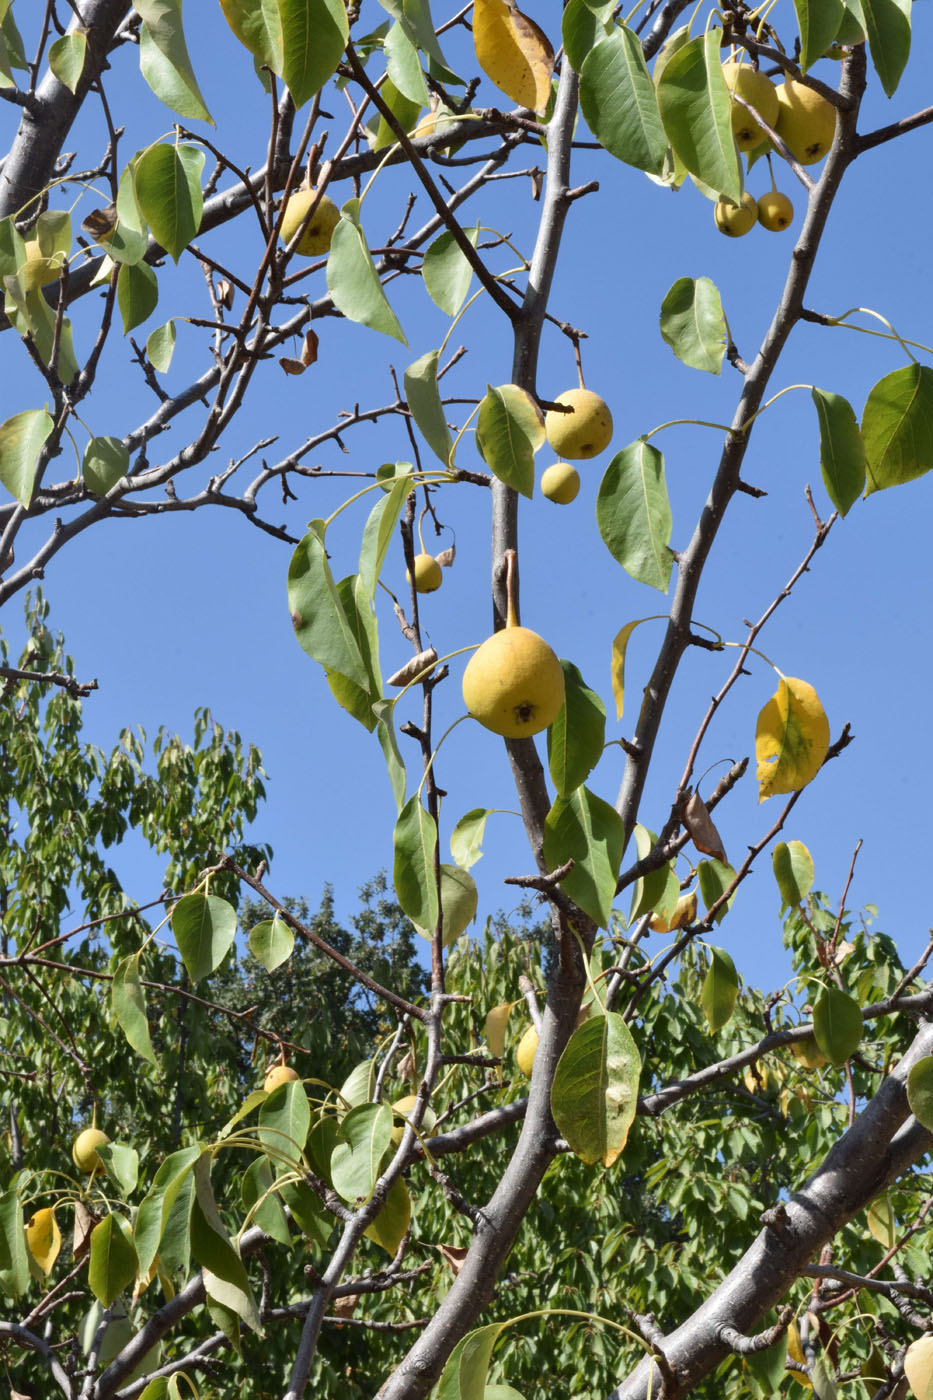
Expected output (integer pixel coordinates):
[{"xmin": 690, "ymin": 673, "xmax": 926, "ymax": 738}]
[
  {"xmin": 866, "ymin": 1195, "xmax": 896, "ymax": 1249},
  {"xmin": 26, "ymin": 1207, "xmax": 61, "ymax": 1277},
  {"xmin": 473, "ymin": 0, "xmax": 554, "ymax": 113},
  {"xmin": 755, "ymin": 676, "xmax": 829, "ymax": 801},
  {"xmin": 550, "ymin": 1012, "xmax": 641, "ymax": 1167},
  {"xmin": 610, "ymin": 618, "xmax": 651, "ymax": 720},
  {"xmin": 485, "ymin": 1002, "xmax": 512, "ymax": 1058}
]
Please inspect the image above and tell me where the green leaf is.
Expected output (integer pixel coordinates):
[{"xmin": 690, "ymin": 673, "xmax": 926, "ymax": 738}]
[
  {"xmin": 660, "ymin": 276, "xmax": 725, "ymax": 375},
  {"xmin": 867, "ymin": 1194, "xmax": 896, "ymax": 1248},
  {"xmin": 88, "ymin": 1213, "xmax": 137, "ymax": 1308},
  {"xmin": 906, "ymin": 1055, "xmax": 933, "ymax": 1130},
  {"xmin": 404, "ymin": 349, "xmax": 452, "ymax": 465},
  {"xmin": 772, "ymin": 840, "xmax": 815, "ymax": 911},
  {"xmin": 813, "ymin": 1356, "xmax": 838, "ymax": 1400},
  {"xmin": 385, "ymin": 22, "xmax": 429, "ymax": 108},
  {"xmin": 135, "ymin": 0, "xmax": 213, "ymax": 120},
  {"xmin": 450, "ymin": 809, "xmax": 491, "ymax": 870},
  {"xmin": 610, "ymin": 617, "xmax": 655, "ymax": 721},
  {"xmin": 360, "ymin": 473, "xmax": 412, "ymax": 601},
  {"xmin": 656, "ymin": 30, "xmax": 742, "ymax": 203},
  {"xmin": 627, "ymin": 822, "xmax": 671, "ymax": 925},
  {"xmin": 135, "ymin": 143, "xmax": 204, "ymax": 262},
  {"xmin": 861, "ymin": 0, "xmax": 911, "ymax": 96},
  {"xmin": 171, "ymin": 893, "xmax": 236, "ymax": 984},
  {"xmin": 475, "ymin": 383, "xmax": 545, "ymax": 498},
  {"xmin": 117, "ymin": 260, "xmax": 159, "ymax": 333},
  {"xmin": 596, "ymin": 440, "xmax": 673, "ymax": 592},
  {"xmin": 331, "ymin": 1102, "xmax": 393, "ymax": 1204},
  {"xmin": 248, "ymin": 915, "xmax": 295, "ymax": 972},
  {"xmin": 436, "ymin": 1323, "xmax": 508, "ymax": 1400},
  {"xmin": 413, "ymin": 863, "xmax": 478, "ymax": 946},
  {"xmin": 700, "ymin": 946, "xmax": 739, "ymax": 1033},
  {"xmin": 218, "ymin": 0, "xmax": 282, "ymax": 73},
  {"xmin": 327, "ymin": 199, "xmax": 407, "ymax": 343},
  {"xmin": 258, "ymin": 1078, "xmax": 311, "ymax": 1170},
  {"xmin": 242, "ymin": 1158, "xmax": 291, "ymax": 1244},
  {"xmin": 147, "ymin": 319, "xmax": 177, "ymax": 373},
  {"xmin": 279, "ymin": 0, "xmax": 349, "ymax": 106},
  {"xmin": 364, "ymin": 1177, "xmax": 412, "ymax": 1255},
  {"xmin": 580, "ymin": 27, "xmax": 667, "ymax": 175},
  {"xmin": 812, "ymin": 388, "xmax": 866, "ymax": 515},
  {"xmin": 339, "ymin": 1059, "xmax": 376, "ymax": 1113},
  {"xmin": 278, "ymin": 1178, "xmax": 331, "ymax": 1247},
  {"xmin": 550, "ymin": 1012, "xmax": 641, "ymax": 1166},
  {"xmin": 100, "ymin": 162, "xmax": 149, "ymax": 265},
  {"xmin": 191, "ymin": 1156, "xmax": 260, "ymax": 1332},
  {"xmin": 83, "ymin": 435, "xmax": 128, "ymax": 496},
  {"xmin": 422, "ymin": 226, "xmax": 479, "ymax": 316},
  {"xmin": 0, "ymin": 408, "xmax": 53, "ymax": 507},
  {"xmin": 3, "ymin": 274, "xmax": 78, "ymax": 383},
  {"xmin": 697, "ymin": 857, "xmax": 737, "ymax": 925},
  {"xmin": 111, "ymin": 953, "xmax": 156, "ymax": 1064},
  {"xmin": 562, "ymin": 0, "xmax": 610, "ymax": 73},
  {"xmin": 862, "ymin": 364, "xmax": 933, "ymax": 492},
  {"xmin": 134, "ymin": 1146, "xmax": 200, "ymax": 1278},
  {"xmin": 813, "ymin": 985, "xmax": 862, "ymax": 1066},
  {"xmin": 371, "ymin": 76, "xmax": 422, "ymax": 152},
  {"xmin": 327, "ymin": 574, "xmax": 381, "ymax": 730},
  {"xmin": 288, "ymin": 520, "xmax": 369, "ymax": 688},
  {"xmin": 97, "ymin": 1143, "xmax": 139, "ymax": 1197},
  {"xmin": 48, "ymin": 31, "xmax": 87, "ymax": 91},
  {"xmin": 746, "ymin": 1322, "xmax": 787, "ymax": 1397},
  {"xmin": 0, "ymin": 1187, "xmax": 29, "ymax": 1300},
  {"xmin": 393, "ymin": 795, "xmax": 439, "ymax": 928},
  {"xmin": 793, "ymin": 0, "xmax": 845, "ymax": 70},
  {"xmin": 543, "ymin": 786, "xmax": 625, "ymax": 928},
  {"xmin": 547, "ymin": 660, "xmax": 606, "ymax": 798}
]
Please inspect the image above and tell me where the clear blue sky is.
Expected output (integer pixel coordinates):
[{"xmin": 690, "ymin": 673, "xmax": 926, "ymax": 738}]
[{"xmin": 6, "ymin": 1, "xmax": 933, "ymax": 995}]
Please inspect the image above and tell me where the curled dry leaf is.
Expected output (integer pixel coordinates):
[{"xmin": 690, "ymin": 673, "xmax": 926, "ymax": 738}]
[
  {"xmin": 81, "ymin": 205, "xmax": 118, "ymax": 240},
  {"xmin": 435, "ymin": 544, "xmax": 456, "ymax": 568},
  {"xmin": 72, "ymin": 1199, "xmax": 96, "ymax": 1261},
  {"xmin": 301, "ymin": 327, "xmax": 319, "ymax": 366},
  {"xmin": 280, "ymin": 357, "xmax": 306, "ymax": 376},
  {"xmin": 333, "ymin": 1292, "xmax": 360, "ymax": 1323},
  {"xmin": 435, "ymin": 1243, "xmax": 469, "ymax": 1275},
  {"xmin": 217, "ymin": 278, "xmax": 234, "ymax": 310},
  {"xmin": 387, "ymin": 648, "xmax": 438, "ymax": 688},
  {"xmin": 682, "ymin": 789, "xmax": 727, "ymax": 863}
]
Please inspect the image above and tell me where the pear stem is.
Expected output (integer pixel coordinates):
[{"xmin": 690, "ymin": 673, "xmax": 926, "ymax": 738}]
[{"xmin": 504, "ymin": 548, "xmax": 519, "ymax": 629}]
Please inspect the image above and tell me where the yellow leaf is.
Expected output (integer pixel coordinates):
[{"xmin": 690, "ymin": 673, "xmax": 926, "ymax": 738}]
[
  {"xmin": 610, "ymin": 619, "xmax": 641, "ymax": 721},
  {"xmin": 364, "ymin": 1177, "xmax": 411, "ymax": 1256},
  {"xmin": 755, "ymin": 676, "xmax": 829, "ymax": 801},
  {"xmin": 485, "ymin": 1001, "xmax": 512, "ymax": 1058},
  {"xmin": 26, "ymin": 1206, "xmax": 61, "ymax": 1277},
  {"xmin": 473, "ymin": 0, "xmax": 554, "ymax": 113},
  {"xmin": 867, "ymin": 1195, "xmax": 896, "ymax": 1249}
]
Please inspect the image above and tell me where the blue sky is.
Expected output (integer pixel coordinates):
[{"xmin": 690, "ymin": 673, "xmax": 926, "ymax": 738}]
[{"xmin": 5, "ymin": 1, "xmax": 933, "ymax": 997}]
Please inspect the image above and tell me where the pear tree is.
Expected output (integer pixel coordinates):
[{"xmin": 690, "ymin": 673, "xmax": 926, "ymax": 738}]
[{"xmin": 2, "ymin": 3, "xmax": 933, "ymax": 1400}]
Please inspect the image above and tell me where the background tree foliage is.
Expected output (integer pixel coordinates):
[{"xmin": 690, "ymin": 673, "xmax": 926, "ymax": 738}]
[{"xmin": 2, "ymin": 4, "xmax": 933, "ymax": 1400}]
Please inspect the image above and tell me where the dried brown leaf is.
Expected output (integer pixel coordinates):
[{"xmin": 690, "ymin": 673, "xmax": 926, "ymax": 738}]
[{"xmin": 683, "ymin": 790, "xmax": 727, "ymax": 863}]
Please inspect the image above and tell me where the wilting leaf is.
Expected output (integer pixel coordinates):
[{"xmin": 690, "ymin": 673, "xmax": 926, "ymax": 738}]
[{"xmin": 682, "ymin": 790, "xmax": 726, "ymax": 862}]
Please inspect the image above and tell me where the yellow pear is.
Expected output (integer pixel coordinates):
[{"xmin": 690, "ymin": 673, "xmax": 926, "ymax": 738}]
[
  {"xmin": 758, "ymin": 190, "xmax": 794, "ymax": 231},
  {"xmin": 389, "ymin": 1095, "xmax": 437, "ymax": 1145},
  {"xmin": 72, "ymin": 1127, "xmax": 109, "ymax": 1174},
  {"xmin": 775, "ymin": 80, "xmax": 837, "ymax": 165},
  {"xmin": 544, "ymin": 389, "xmax": 613, "ymax": 460},
  {"xmin": 905, "ymin": 1335, "xmax": 933, "ymax": 1400},
  {"xmin": 540, "ymin": 462, "xmax": 580, "ymax": 504},
  {"xmin": 721, "ymin": 60, "xmax": 779, "ymax": 150},
  {"xmin": 515, "ymin": 1024, "xmax": 538, "ymax": 1077},
  {"xmin": 264, "ymin": 1063, "xmax": 299, "ymax": 1092},
  {"xmin": 714, "ymin": 192, "xmax": 758, "ymax": 237},
  {"xmin": 463, "ymin": 626, "xmax": 564, "ymax": 738},
  {"xmin": 280, "ymin": 188, "xmax": 340, "ymax": 256},
  {"xmin": 407, "ymin": 553, "xmax": 442, "ymax": 593}
]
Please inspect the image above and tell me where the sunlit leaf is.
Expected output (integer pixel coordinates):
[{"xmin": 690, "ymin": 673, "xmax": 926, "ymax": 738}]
[
  {"xmin": 288, "ymin": 520, "xmax": 369, "ymax": 689},
  {"xmin": 862, "ymin": 364, "xmax": 933, "ymax": 493},
  {"xmin": 866, "ymin": 1194, "xmax": 896, "ymax": 1248},
  {"xmin": 473, "ymin": 0, "xmax": 554, "ymax": 112},
  {"xmin": 364, "ymin": 1177, "xmax": 411, "ymax": 1255},
  {"xmin": 656, "ymin": 30, "xmax": 742, "ymax": 203},
  {"xmin": 135, "ymin": 142, "xmax": 204, "ymax": 262},
  {"xmin": 906, "ymin": 1056, "xmax": 933, "ymax": 1130},
  {"xmin": 135, "ymin": 0, "xmax": 213, "ymax": 121},
  {"xmin": 48, "ymin": 31, "xmax": 87, "ymax": 92},
  {"xmin": 551, "ymin": 1012, "xmax": 641, "ymax": 1166},
  {"xmin": 793, "ymin": 0, "xmax": 844, "ymax": 71},
  {"xmin": 543, "ymin": 786, "xmax": 624, "ymax": 928},
  {"xmin": 860, "ymin": 0, "xmax": 911, "ymax": 96},
  {"xmin": 813, "ymin": 985, "xmax": 861, "ymax": 1066},
  {"xmin": 610, "ymin": 617, "xmax": 652, "ymax": 720},
  {"xmin": 327, "ymin": 199, "xmax": 406, "ymax": 343},
  {"xmin": 450, "ymin": 808, "xmax": 491, "ymax": 870},
  {"xmin": 331, "ymin": 1102, "xmax": 393, "ymax": 1204},
  {"xmin": 580, "ymin": 26, "xmax": 667, "ymax": 174},
  {"xmin": 112, "ymin": 953, "xmax": 156, "ymax": 1064},
  {"xmin": 660, "ymin": 276, "xmax": 725, "ymax": 375},
  {"xmin": 393, "ymin": 795, "xmax": 439, "ymax": 929},
  {"xmin": 700, "ymin": 946, "xmax": 738, "ymax": 1033},
  {"xmin": 404, "ymin": 349, "xmax": 452, "ymax": 465},
  {"xmin": 547, "ymin": 660, "xmax": 606, "ymax": 798},
  {"xmin": 248, "ymin": 915, "xmax": 295, "ymax": 972},
  {"xmin": 413, "ymin": 863, "xmax": 477, "ymax": 946},
  {"xmin": 83, "ymin": 435, "xmax": 128, "ymax": 496},
  {"xmin": 436, "ymin": 1323, "xmax": 507, "ymax": 1400},
  {"xmin": 117, "ymin": 260, "xmax": 159, "ymax": 333},
  {"xmin": 422, "ymin": 226, "xmax": 479, "ymax": 316},
  {"xmin": 171, "ymin": 893, "xmax": 237, "ymax": 984},
  {"xmin": 597, "ymin": 440, "xmax": 673, "ymax": 592},
  {"xmin": 755, "ymin": 676, "xmax": 830, "ymax": 800},
  {"xmin": 772, "ymin": 840, "xmax": 815, "ymax": 911},
  {"xmin": 697, "ymin": 857, "xmax": 737, "ymax": 925},
  {"xmin": 147, "ymin": 319, "xmax": 177, "ymax": 373},
  {"xmin": 25, "ymin": 1207, "xmax": 61, "ymax": 1277},
  {"xmin": 89, "ymin": 1212, "xmax": 137, "ymax": 1308},
  {"xmin": 0, "ymin": 408, "xmax": 54, "ymax": 507},
  {"xmin": 812, "ymin": 388, "xmax": 865, "ymax": 515},
  {"xmin": 475, "ymin": 383, "xmax": 545, "ymax": 498}
]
